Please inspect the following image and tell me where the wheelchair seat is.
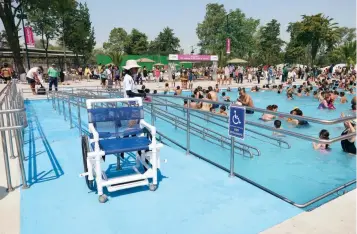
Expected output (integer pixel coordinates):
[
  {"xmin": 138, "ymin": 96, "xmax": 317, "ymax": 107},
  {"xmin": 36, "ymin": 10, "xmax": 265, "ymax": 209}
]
[{"xmin": 91, "ymin": 136, "xmax": 151, "ymax": 154}]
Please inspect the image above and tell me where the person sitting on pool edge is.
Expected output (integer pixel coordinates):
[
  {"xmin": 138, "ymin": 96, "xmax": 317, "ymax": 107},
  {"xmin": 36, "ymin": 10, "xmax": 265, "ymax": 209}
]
[
  {"xmin": 238, "ymin": 88, "xmax": 254, "ymax": 114},
  {"xmin": 340, "ymin": 113, "xmax": 356, "ymax": 155},
  {"xmin": 312, "ymin": 129, "xmax": 330, "ymax": 150}
]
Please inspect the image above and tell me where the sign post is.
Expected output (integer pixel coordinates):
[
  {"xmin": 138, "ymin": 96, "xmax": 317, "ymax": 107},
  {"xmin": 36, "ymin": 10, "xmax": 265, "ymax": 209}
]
[{"xmin": 228, "ymin": 105, "xmax": 245, "ymax": 177}]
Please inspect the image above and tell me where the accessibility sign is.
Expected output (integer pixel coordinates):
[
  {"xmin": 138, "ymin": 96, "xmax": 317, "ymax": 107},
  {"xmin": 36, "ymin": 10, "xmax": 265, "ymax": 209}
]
[{"xmin": 229, "ymin": 105, "xmax": 246, "ymax": 139}]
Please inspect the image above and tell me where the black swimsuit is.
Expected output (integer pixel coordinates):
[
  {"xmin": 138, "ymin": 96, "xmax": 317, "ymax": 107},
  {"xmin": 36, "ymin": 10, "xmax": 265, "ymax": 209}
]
[{"xmin": 341, "ymin": 129, "xmax": 356, "ymax": 154}]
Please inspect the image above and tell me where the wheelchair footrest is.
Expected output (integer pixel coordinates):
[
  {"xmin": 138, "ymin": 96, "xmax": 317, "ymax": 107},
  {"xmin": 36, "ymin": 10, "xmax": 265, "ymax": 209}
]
[{"xmin": 107, "ymin": 179, "xmax": 149, "ymax": 192}]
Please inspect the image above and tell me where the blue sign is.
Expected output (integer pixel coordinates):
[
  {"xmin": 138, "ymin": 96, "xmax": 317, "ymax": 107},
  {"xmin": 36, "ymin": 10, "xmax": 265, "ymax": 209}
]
[{"xmin": 229, "ymin": 105, "xmax": 246, "ymax": 139}]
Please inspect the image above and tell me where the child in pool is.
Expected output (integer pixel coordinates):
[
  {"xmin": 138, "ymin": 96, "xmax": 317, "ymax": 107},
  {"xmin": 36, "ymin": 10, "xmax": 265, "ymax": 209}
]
[
  {"xmin": 261, "ymin": 105, "xmax": 275, "ymax": 121},
  {"xmin": 287, "ymin": 92, "xmax": 293, "ymax": 100},
  {"xmin": 318, "ymin": 94, "xmax": 330, "ymax": 109},
  {"xmin": 164, "ymin": 83, "xmax": 169, "ymax": 94},
  {"xmin": 312, "ymin": 129, "xmax": 330, "ymax": 150},
  {"xmin": 273, "ymin": 120, "xmax": 284, "ymax": 136},
  {"xmin": 340, "ymin": 92, "xmax": 347, "ymax": 104},
  {"xmin": 219, "ymin": 105, "xmax": 227, "ymax": 116}
]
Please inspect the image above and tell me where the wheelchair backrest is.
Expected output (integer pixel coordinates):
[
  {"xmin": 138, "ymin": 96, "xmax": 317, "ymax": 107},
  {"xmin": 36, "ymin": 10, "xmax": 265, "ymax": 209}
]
[{"xmin": 87, "ymin": 106, "xmax": 144, "ymax": 137}]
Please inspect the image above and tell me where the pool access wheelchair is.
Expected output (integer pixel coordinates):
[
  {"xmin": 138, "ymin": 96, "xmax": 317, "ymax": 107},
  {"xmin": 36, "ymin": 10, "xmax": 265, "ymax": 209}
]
[{"xmin": 80, "ymin": 97, "xmax": 163, "ymax": 203}]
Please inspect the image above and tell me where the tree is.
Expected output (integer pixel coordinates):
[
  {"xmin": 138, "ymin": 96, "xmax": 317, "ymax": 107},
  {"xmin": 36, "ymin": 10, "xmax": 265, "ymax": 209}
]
[
  {"xmin": 124, "ymin": 29, "xmax": 148, "ymax": 55},
  {"xmin": 148, "ymin": 27, "xmax": 180, "ymax": 55},
  {"xmin": 108, "ymin": 51, "xmax": 124, "ymax": 67},
  {"xmin": 0, "ymin": 0, "xmax": 30, "ymax": 73},
  {"xmin": 292, "ymin": 14, "xmax": 339, "ymax": 66},
  {"xmin": 27, "ymin": 1, "xmax": 58, "ymax": 66},
  {"xmin": 59, "ymin": 2, "xmax": 95, "ymax": 64},
  {"xmin": 103, "ymin": 27, "xmax": 128, "ymax": 53},
  {"xmin": 196, "ymin": 4, "xmax": 259, "ymax": 65},
  {"xmin": 256, "ymin": 19, "xmax": 285, "ymax": 65}
]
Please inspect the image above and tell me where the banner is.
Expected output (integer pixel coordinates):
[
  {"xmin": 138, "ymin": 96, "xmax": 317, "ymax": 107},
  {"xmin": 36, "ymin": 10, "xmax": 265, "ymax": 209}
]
[
  {"xmin": 168, "ymin": 54, "xmax": 218, "ymax": 61},
  {"xmin": 24, "ymin": 26, "xmax": 35, "ymax": 48},
  {"xmin": 226, "ymin": 38, "xmax": 231, "ymax": 54}
]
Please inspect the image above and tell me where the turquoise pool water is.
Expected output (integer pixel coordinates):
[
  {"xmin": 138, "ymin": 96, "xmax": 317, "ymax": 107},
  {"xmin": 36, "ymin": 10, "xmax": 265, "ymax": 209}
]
[{"xmin": 150, "ymin": 88, "xmax": 356, "ymax": 209}]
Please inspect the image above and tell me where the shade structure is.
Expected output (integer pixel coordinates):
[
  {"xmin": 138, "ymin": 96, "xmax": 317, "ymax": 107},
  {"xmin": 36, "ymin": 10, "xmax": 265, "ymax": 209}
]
[
  {"xmin": 136, "ymin": 58, "xmax": 155, "ymax": 63},
  {"xmin": 227, "ymin": 58, "xmax": 248, "ymax": 64}
]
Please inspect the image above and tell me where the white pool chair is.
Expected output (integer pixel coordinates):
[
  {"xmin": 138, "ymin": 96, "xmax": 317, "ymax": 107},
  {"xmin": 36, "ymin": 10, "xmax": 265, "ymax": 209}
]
[{"xmin": 80, "ymin": 97, "xmax": 163, "ymax": 203}]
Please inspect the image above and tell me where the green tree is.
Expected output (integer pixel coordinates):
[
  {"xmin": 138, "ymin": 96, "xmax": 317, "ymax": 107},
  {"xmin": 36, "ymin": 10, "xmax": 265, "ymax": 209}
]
[
  {"xmin": 103, "ymin": 27, "xmax": 128, "ymax": 53},
  {"xmin": 124, "ymin": 29, "xmax": 148, "ymax": 55},
  {"xmin": 0, "ymin": 0, "xmax": 32, "ymax": 73},
  {"xmin": 148, "ymin": 27, "xmax": 180, "ymax": 55},
  {"xmin": 108, "ymin": 51, "xmax": 124, "ymax": 67},
  {"xmin": 256, "ymin": 19, "xmax": 285, "ymax": 65},
  {"xmin": 27, "ymin": 1, "xmax": 58, "ymax": 66},
  {"xmin": 60, "ymin": 2, "xmax": 95, "ymax": 64},
  {"xmin": 293, "ymin": 14, "xmax": 339, "ymax": 66},
  {"xmin": 196, "ymin": 3, "xmax": 259, "ymax": 64}
]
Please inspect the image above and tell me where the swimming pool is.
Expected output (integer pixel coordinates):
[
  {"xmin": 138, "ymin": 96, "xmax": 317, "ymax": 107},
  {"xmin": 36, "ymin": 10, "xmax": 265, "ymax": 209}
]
[
  {"xmin": 33, "ymin": 87, "xmax": 356, "ymax": 210},
  {"xmin": 144, "ymin": 88, "xmax": 356, "ymax": 209}
]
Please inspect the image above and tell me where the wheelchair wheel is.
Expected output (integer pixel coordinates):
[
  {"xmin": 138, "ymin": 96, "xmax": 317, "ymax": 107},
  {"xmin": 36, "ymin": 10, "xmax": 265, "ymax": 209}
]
[{"xmin": 81, "ymin": 136, "xmax": 95, "ymax": 191}]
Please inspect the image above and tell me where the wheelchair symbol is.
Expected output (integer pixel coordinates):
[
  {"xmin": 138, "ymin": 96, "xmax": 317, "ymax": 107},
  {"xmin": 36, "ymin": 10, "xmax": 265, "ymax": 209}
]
[{"xmin": 232, "ymin": 110, "xmax": 241, "ymax": 125}]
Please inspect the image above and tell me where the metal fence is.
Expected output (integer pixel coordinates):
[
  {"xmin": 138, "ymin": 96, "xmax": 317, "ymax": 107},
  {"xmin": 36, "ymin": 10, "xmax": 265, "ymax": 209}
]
[{"xmin": 0, "ymin": 82, "xmax": 28, "ymax": 192}]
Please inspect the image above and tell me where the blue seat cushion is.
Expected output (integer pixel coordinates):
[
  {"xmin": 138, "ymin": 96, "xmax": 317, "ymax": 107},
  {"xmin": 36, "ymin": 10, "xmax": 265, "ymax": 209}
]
[
  {"xmin": 91, "ymin": 136, "xmax": 151, "ymax": 154},
  {"xmin": 89, "ymin": 127, "xmax": 143, "ymax": 139}
]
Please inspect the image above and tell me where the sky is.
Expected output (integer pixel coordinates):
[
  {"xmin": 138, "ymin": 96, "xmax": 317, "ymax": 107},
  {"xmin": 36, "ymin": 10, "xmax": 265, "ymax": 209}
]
[
  {"xmin": 79, "ymin": 0, "xmax": 356, "ymax": 53},
  {"xmin": 1, "ymin": 0, "xmax": 356, "ymax": 52}
]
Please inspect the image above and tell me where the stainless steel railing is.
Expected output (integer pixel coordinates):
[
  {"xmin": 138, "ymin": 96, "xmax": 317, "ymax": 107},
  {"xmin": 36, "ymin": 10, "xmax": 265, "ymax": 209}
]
[
  {"xmin": 49, "ymin": 88, "xmax": 356, "ymax": 209},
  {"xmin": 0, "ymin": 82, "xmax": 28, "ymax": 192},
  {"xmin": 152, "ymin": 96, "xmax": 291, "ymax": 149}
]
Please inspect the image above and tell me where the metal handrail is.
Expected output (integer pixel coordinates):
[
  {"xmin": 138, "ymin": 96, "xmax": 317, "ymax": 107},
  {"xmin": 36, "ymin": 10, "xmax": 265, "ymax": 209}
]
[
  {"xmin": 146, "ymin": 93, "xmax": 356, "ymax": 124},
  {"xmin": 152, "ymin": 97, "xmax": 291, "ymax": 149},
  {"xmin": 0, "ymin": 82, "xmax": 29, "ymax": 192},
  {"xmin": 148, "ymin": 104, "xmax": 260, "ymax": 157},
  {"xmin": 145, "ymin": 105, "xmax": 255, "ymax": 158},
  {"xmin": 50, "ymin": 88, "xmax": 356, "ymax": 209}
]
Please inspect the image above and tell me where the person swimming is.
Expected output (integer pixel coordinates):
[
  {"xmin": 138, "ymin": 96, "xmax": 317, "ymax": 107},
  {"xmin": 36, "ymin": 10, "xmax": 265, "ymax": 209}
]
[{"xmin": 312, "ymin": 129, "xmax": 330, "ymax": 150}]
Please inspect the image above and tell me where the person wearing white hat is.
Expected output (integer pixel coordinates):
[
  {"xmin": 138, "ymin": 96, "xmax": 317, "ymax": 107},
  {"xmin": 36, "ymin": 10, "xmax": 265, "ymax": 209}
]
[{"xmin": 123, "ymin": 60, "xmax": 146, "ymax": 98}]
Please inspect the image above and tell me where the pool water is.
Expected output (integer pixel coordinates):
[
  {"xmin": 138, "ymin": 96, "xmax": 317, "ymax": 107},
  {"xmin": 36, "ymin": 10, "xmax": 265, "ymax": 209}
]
[{"xmin": 152, "ymin": 88, "xmax": 356, "ymax": 209}]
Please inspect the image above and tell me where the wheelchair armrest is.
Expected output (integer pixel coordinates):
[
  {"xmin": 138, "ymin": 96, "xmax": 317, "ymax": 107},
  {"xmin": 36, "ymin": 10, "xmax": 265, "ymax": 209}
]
[
  {"xmin": 140, "ymin": 120, "xmax": 156, "ymax": 136},
  {"xmin": 88, "ymin": 123, "xmax": 100, "ymax": 152}
]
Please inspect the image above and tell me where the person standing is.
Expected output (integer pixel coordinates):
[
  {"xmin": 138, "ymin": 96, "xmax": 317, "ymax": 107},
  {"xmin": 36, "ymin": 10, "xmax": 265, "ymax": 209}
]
[
  {"xmin": 122, "ymin": 60, "xmax": 146, "ymax": 98},
  {"xmin": 48, "ymin": 64, "xmax": 59, "ymax": 91},
  {"xmin": 84, "ymin": 65, "xmax": 91, "ymax": 82},
  {"xmin": 1, "ymin": 63, "xmax": 12, "ymax": 83},
  {"xmin": 267, "ymin": 65, "xmax": 273, "ymax": 85},
  {"xmin": 282, "ymin": 65, "xmax": 288, "ymax": 83},
  {"xmin": 26, "ymin": 66, "xmax": 44, "ymax": 95}
]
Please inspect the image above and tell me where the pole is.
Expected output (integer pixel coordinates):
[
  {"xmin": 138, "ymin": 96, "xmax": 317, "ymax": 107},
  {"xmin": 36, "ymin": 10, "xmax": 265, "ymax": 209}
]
[
  {"xmin": 229, "ymin": 136, "xmax": 235, "ymax": 177},
  {"xmin": 186, "ymin": 100, "xmax": 190, "ymax": 155},
  {"xmin": 21, "ymin": 6, "xmax": 30, "ymax": 70}
]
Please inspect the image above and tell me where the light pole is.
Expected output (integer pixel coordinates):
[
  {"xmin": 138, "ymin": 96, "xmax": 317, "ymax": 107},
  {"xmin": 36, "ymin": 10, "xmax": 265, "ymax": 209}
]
[
  {"xmin": 18, "ymin": 4, "xmax": 31, "ymax": 70},
  {"xmin": 226, "ymin": 12, "xmax": 233, "ymax": 55},
  {"xmin": 190, "ymin": 46, "xmax": 197, "ymax": 54}
]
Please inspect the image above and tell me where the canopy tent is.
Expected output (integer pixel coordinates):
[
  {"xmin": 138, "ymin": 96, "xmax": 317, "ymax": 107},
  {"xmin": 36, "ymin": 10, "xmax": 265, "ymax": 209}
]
[
  {"xmin": 227, "ymin": 58, "xmax": 247, "ymax": 64},
  {"xmin": 137, "ymin": 58, "xmax": 155, "ymax": 63},
  {"xmin": 154, "ymin": 63, "xmax": 164, "ymax": 66}
]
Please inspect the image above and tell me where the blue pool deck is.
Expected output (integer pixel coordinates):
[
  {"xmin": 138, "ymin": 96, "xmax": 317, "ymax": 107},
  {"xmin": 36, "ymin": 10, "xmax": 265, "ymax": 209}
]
[{"xmin": 19, "ymin": 100, "xmax": 303, "ymax": 234}]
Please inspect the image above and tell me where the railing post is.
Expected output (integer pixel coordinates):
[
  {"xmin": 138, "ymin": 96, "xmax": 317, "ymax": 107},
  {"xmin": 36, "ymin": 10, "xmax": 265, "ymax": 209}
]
[
  {"xmin": 62, "ymin": 99, "xmax": 66, "ymax": 121},
  {"xmin": 0, "ymin": 104, "xmax": 13, "ymax": 191},
  {"xmin": 4, "ymin": 95, "xmax": 15, "ymax": 159},
  {"xmin": 77, "ymin": 97, "xmax": 82, "ymax": 136},
  {"xmin": 186, "ymin": 100, "xmax": 190, "ymax": 155},
  {"xmin": 229, "ymin": 136, "xmax": 235, "ymax": 177},
  {"xmin": 57, "ymin": 92, "xmax": 61, "ymax": 114},
  {"xmin": 68, "ymin": 96, "xmax": 72, "ymax": 128},
  {"xmin": 151, "ymin": 97, "xmax": 155, "ymax": 126}
]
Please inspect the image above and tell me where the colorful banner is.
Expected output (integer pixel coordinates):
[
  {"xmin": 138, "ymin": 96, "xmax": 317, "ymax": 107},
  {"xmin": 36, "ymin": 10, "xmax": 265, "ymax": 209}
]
[
  {"xmin": 24, "ymin": 26, "xmax": 35, "ymax": 48},
  {"xmin": 168, "ymin": 54, "xmax": 219, "ymax": 61},
  {"xmin": 226, "ymin": 38, "xmax": 231, "ymax": 54}
]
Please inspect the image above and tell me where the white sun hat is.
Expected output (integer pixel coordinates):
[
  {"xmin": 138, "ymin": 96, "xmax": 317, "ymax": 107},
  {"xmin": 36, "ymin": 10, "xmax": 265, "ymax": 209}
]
[{"xmin": 123, "ymin": 60, "xmax": 141, "ymax": 70}]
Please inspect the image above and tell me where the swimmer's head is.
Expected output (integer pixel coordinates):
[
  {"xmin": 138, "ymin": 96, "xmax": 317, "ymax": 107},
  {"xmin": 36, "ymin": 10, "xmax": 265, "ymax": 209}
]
[{"xmin": 274, "ymin": 120, "xmax": 281, "ymax": 129}]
